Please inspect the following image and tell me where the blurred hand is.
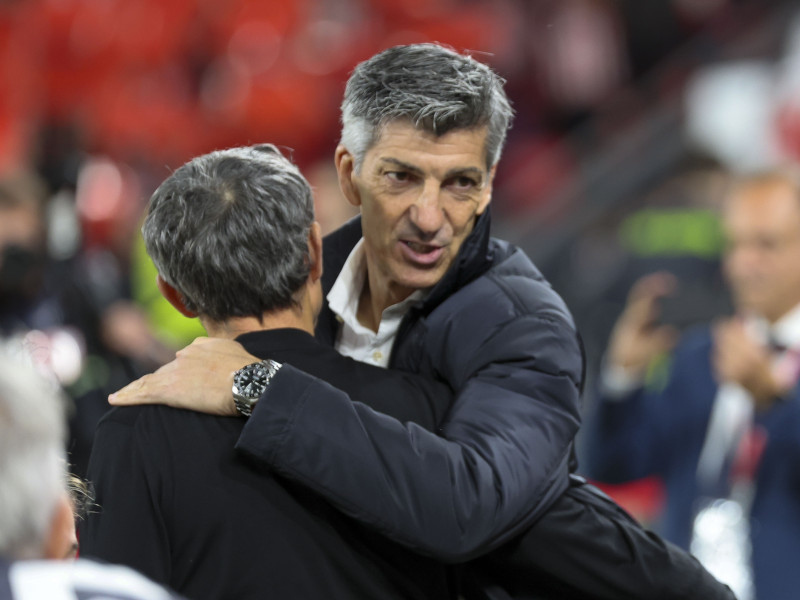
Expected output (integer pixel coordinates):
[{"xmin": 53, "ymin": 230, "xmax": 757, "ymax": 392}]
[
  {"xmin": 606, "ymin": 272, "xmax": 680, "ymax": 378},
  {"xmin": 109, "ymin": 337, "xmax": 258, "ymax": 416},
  {"xmin": 712, "ymin": 317, "xmax": 783, "ymax": 411}
]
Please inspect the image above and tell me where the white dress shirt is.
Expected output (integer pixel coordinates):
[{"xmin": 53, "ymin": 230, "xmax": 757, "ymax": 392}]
[{"xmin": 326, "ymin": 239, "xmax": 425, "ymax": 368}]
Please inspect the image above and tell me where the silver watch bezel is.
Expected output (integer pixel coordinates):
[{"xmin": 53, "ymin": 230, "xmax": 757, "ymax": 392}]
[{"xmin": 232, "ymin": 359, "xmax": 282, "ymax": 416}]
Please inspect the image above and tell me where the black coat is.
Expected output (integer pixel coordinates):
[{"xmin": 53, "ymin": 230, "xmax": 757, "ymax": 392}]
[{"xmin": 79, "ymin": 328, "xmax": 455, "ymax": 600}]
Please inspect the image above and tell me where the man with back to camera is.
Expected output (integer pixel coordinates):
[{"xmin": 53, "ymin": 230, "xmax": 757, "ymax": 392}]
[
  {"xmin": 587, "ymin": 170, "xmax": 800, "ymax": 600},
  {"xmin": 79, "ymin": 144, "xmax": 461, "ymax": 599},
  {"xmin": 0, "ymin": 354, "xmax": 189, "ymax": 600},
  {"xmin": 111, "ymin": 43, "xmax": 733, "ymax": 598}
]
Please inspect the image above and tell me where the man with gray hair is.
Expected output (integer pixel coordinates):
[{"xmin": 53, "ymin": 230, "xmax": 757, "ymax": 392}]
[
  {"xmin": 112, "ymin": 44, "xmax": 733, "ymax": 598},
  {"xmin": 79, "ymin": 144, "xmax": 458, "ymax": 599},
  {"xmin": 0, "ymin": 355, "xmax": 187, "ymax": 599}
]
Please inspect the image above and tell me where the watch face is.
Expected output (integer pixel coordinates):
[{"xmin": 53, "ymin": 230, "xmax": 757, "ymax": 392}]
[{"xmin": 234, "ymin": 363, "xmax": 269, "ymax": 398}]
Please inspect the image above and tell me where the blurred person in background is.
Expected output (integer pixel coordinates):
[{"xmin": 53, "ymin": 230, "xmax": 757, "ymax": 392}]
[
  {"xmin": 0, "ymin": 166, "xmax": 176, "ymax": 479},
  {"xmin": 554, "ymin": 153, "xmax": 732, "ymax": 394},
  {"xmin": 0, "ymin": 171, "xmax": 57, "ymax": 336},
  {"xmin": 0, "ymin": 353, "xmax": 187, "ymax": 599},
  {"xmin": 0, "ymin": 169, "xmax": 94, "ymax": 472},
  {"xmin": 587, "ymin": 169, "xmax": 800, "ymax": 600},
  {"xmin": 111, "ymin": 43, "xmax": 732, "ymax": 599}
]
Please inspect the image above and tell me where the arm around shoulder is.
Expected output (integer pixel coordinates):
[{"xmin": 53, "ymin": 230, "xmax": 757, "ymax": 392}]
[{"xmin": 236, "ymin": 302, "xmax": 582, "ymax": 561}]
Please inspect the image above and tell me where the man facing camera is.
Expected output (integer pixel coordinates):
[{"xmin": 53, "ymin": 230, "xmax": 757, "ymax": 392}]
[{"xmin": 78, "ymin": 145, "xmax": 457, "ymax": 599}]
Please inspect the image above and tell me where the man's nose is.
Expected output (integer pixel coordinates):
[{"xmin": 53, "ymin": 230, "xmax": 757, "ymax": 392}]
[{"xmin": 408, "ymin": 181, "xmax": 444, "ymax": 234}]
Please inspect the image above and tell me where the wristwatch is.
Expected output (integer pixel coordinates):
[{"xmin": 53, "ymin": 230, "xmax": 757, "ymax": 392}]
[{"xmin": 232, "ymin": 359, "xmax": 283, "ymax": 416}]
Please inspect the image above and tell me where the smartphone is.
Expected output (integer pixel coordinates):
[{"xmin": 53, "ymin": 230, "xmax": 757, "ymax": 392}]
[{"xmin": 657, "ymin": 280, "xmax": 732, "ymax": 330}]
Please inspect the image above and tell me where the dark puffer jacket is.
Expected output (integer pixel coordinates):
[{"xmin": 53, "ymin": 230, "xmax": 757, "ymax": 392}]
[{"xmin": 238, "ymin": 210, "xmax": 583, "ymax": 560}]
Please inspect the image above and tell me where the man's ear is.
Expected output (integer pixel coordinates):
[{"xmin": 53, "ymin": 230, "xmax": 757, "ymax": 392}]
[
  {"xmin": 43, "ymin": 494, "xmax": 77, "ymax": 560},
  {"xmin": 156, "ymin": 275, "xmax": 197, "ymax": 318},
  {"xmin": 476, "ymin": 164, "xmax": 497, "ymax": 216},
  {"xmin": 307, "ymin": 221, "xmax": 323, "ymax": 283},
  {"xmin": 334, "ymin": 145, "xmax": 361, "ymax": 208}
]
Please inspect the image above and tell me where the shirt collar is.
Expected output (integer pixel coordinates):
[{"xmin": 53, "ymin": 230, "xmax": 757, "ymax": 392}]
[
  {"xmin": 327, "ymin": 238, "xmax": 367, "ymax": 327},
  {"xmin": 745, "ymin": 302, "xmax": 800, "ymax": 350},
  {"xmin": 769, "ymin": 302, "xmax": 800, "ymax": 349},
  {"xmin": 326, "ymin": 238, "xmax": 425, "ymax": 335}
]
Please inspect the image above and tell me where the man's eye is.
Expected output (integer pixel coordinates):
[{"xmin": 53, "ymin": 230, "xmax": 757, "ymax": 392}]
[
  {"xmin": 386, "ymin": 171, "xmax": 411, "ymax": 183},
  {"xmin": 449, "ymin": 176, "xmax": 478, "ymax": 191}
]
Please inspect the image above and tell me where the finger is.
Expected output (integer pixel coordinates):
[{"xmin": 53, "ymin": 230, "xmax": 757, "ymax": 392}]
[
  {"xmin": 109, "ymin": 375, "xmax": 150, "ymax": 405},
  {"xmin": 624, "ymin": 273, "xmax": 678, "ymax": 325},
  {"xmin": 628, "ymin": 272, "xmax": 677, "ymax": 304}
]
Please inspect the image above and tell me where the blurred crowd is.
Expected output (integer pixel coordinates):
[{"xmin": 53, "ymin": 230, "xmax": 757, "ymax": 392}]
[{"xmin": 3, "ymin": 0, "xmax": 789, "ymax": 207}]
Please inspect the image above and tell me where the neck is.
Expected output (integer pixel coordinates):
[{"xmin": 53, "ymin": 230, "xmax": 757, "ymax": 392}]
[
  {"xmin": 357, "ymin": 268, "xmax": 414, "ymax": 333},
  {"xmin": 202, "ymin": 306, "xmax": 314, "ymax": 340}
]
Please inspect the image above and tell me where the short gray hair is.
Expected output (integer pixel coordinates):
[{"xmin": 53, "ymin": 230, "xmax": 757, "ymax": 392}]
[
  {"xmin": 142, "ymin": 144, "xmax": 315, "ymax": 322},
  {"xmin": 340, "ymin": 43, "xmax": 514, "ymax": 170},
  {"xmin": 0, "ymin": 356, "xmax": 67, "ymax": 559}
]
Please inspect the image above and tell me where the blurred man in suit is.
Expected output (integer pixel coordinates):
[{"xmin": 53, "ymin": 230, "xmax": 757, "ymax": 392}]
[{"xmin": 589, "ymin": 170, "xmax": 800, "ymax": 600}]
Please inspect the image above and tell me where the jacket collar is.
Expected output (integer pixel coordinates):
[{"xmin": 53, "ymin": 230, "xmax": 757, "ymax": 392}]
[
  {"xmin": 235, "ymin": 328, "xmax": 319, "ymax": 359},
  {"xmin": 420, "ymin": 208, "xmax": 493, "ymax": 315},
  {"xmin": 319, "ymin": 208, "xmax": 494, "ymax": 327},
  {"xmin": 321, "ymin": 215, "xmax": 363, "ymax": 299}
]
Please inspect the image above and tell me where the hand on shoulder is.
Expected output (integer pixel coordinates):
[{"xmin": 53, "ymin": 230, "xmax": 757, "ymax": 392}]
[{"xmin": 109, "ymin": 337, "xmax": 258, "ymax": 416}]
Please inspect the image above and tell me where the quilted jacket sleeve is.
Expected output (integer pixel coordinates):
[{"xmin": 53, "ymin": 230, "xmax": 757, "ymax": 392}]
[{"xmin": 236, "ymin": 295, "xmax": 582, "ymax": 562}]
